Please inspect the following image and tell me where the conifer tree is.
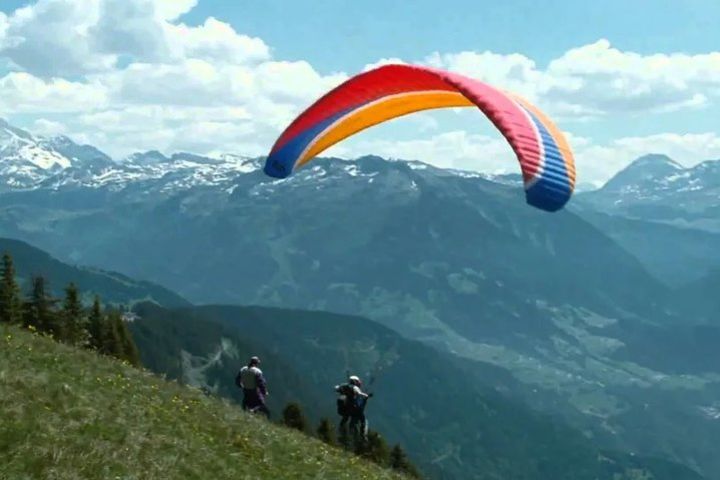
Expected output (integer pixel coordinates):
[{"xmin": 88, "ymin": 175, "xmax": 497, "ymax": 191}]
[
  {"xmin": 102, "ymin": 309, "xmax": 141, "ymax": 365},
  {"xmin": 87, "ymin": 296, "xmax": 104, "ymax": 350},
  {"xmin": 116, "ymin": 313, "xmax": 141, "ymax": 366},
  {"xmin": 61, "ymin": 283, "xmax": 87, "ymax": 346},
  {"xmin": 23, "ymin": 276, "xmax": 60, "ymax": 337},
  {"xmin": 101, "ymin": 309, "xmax": 123, "ymax": 357},
  {"xmin": 282, "ymin": 403, "xmax": 308, "ymax": 433},
  {"xmin": 0, "ymin": 252, "xmax": 22, "ymax": 324},
  {"xmin": 316, "ymin": 418, "xmax": 336, "ymax": 445},
  {"xmin": 390, "ymin": 445, "xmax": 421, "ymax": 478},
  {"xmin": 356, "ymin": 431, "xmax": 390, "ymax": 467}
]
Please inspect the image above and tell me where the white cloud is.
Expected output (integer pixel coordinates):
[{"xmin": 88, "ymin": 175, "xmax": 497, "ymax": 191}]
[
  {"xmin": 426, "ymin": 39, "xmax": 720, "ymax": 118},
  {"xmin": 543, "ymin": 39, "xmax": 720, "ymax": 117},
  {"xmin": 328, "ymin": 130, "xmax": 514, "ymax": 172},
  {"xmin": 89, "ymin": 0, "xmax": 169, "ymax": 62},
  {"xmin": 74, "ymin": 105, "xmax": 260, "ymax": 157},
  {"xmin": 0, "ymin": 0, "xmax": 113, "ymax": 78},
  {"xmin": 108, "ymin": 60, "xmax": 233, "ymax": 106},
  {"xmin": 167, "ymin": 120, "xmax": 257, "ymax": 153},
  {"xmin": 575, "ymin": 132, "xmax": 720, "ymax": 185},
  {"xmin": 426, "ymin": 50, "xmax": 543, "ymax": 100},
  {"xmin": 363, "ymin": 57, "xmax": 407, "ymax": 71},
  {"xmin": 155, "ymin": 0, "xmax": 197, "ymax": 21},
  {"xmin": 254, "ymin": 61, "xmax": 347, "ymax": 102},
  {"xmin": 0, "ymin": 0, "xmax": 269, "ymax": 78},
  {"xmin": 329, "ymin": 128, "xmax": 720, "ymax": 186},
  {"xmin": 0, "ymin": 72, "xmax": 107, "ymax": 112},
  {"xmin": 167, "ymin": 17, "xmax": 270, "ymax": 64},
  {"xmin": 32, "ymin": 118, "xmax": 68, "ymax": 136}
]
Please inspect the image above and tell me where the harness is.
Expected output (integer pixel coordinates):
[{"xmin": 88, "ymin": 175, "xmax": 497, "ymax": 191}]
[{"xmin": 336, "ymin": 383, "xmax": 359, "ymax": 416}]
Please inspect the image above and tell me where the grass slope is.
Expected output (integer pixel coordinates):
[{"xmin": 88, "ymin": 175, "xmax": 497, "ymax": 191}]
[{"xmin": 0, "ymin": 325, "xmax": 404, "ymax": 480}]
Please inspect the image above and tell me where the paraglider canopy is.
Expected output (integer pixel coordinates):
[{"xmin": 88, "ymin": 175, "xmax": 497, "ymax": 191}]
[{"xmin": 264, "ymin": 64, "xmax": 576, "ymax": 212}]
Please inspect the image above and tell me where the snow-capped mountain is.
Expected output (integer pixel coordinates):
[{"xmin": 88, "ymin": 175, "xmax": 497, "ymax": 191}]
[
  {"xmin": 0, "ymin": 120, "xmax": 531, "ymax": 196},
  {"xmin": 0, "ymin": 120, "xmax": 264, "ymax": 193},
  {"xmin": 39, "ymin": 135, "xmax": 114, "ymax": 168},
  {"xmin": 577, "ymin": 153, "xmax": 720, "ymax": 231},
  {"xmin": 56, "ymin": 151, "xmax": 261, "ymax": 194},
  {"xmin": 0, "ymin": 119, "xmax": 75, "ymax": 189},
  {"xmin": 599, "ymin": 153, "xmax": 719, "ymax": 200}
]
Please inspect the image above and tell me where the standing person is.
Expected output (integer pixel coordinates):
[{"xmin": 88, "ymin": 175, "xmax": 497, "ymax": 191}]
[
  {"xmin": 236, "ymin": 356, "xmax": 270, "ymax": 418},
  {"xmin": 335, "ymin": 375, "xmax": 372, "ymax": 442}
]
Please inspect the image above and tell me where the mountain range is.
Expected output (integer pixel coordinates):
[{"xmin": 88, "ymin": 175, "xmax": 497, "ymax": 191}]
[{"xmin": 0, "ymin": 120, "xmax": 719, "ymax": 479}]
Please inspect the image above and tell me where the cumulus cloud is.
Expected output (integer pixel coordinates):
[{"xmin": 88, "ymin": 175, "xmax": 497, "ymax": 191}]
[
  {"xmin": 426, "ymin": 50, "xmax": 543, "ymax": 100},
  {"xmin": 89, "ymin": 0, "xmax": 170, "ymax": 62},
  {"xmin": 0, "ymin": 72, "xmax": 107, "ymax": 113},
  {"xmin": 166, "ymin": 17, "xmax": 270, "ymax": 64},
  {"xmin": 336, "ymin": 129, "xmax": 720, "ymax": 186},
  {"xmin": 542, "ymin": 40, "xmax": 720, "ymax": 117},
  {"xmin": 574, "ymin": 132, "xmax": 720, "ymax": 185},
  {"xmin": 253, "ymin": 61, "xmax": 346, "ymax": 105},
  {"xmin": 75, "ymin": 105, "xmax": 260, "ymax": 157},
  {"xmin": 32, "ymin": 118, "xmax": 68, "ymax": 136},
  {"xmin": 109, "ymin": 60, "xmax": 233, "ymax": 107},
  {"xmin": 0, "ymin": 0, "xmax": 113, "ymax": 78},
  {"xmin": 363, "ymin": 57, "xmax": 407, "ymax": 71},
  {"xmin": 427, "ymin": 39, "xmax": 720, "ymax": 118},
  {"xmin": 328, "ymin": 130, "xmax": 515, "ymax": 172},
  {"xmin": 0, "ymin": 0, "xmax": 270, "ymax": 78},
  {"xmin": 155, "ymin": 0, "xmax": 197, "ymax": 21}
]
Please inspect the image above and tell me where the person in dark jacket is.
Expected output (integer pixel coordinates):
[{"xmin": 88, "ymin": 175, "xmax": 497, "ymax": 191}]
[
  {"xmin": 335, "ymin": 375, "xmax": 371, "ymax": 441},
  {"xmin": 236, "ymin": 356, "xmax": 270, "ymax": 418}
]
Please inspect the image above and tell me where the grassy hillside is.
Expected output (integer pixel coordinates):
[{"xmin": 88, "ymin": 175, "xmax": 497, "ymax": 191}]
[
  {"xmin": 0, "ymin": 237, "xmax": 188, "ymax": 307},
  {"xmin": 0, "ymin": 325, "xmax": 405, "ymax": 480}
]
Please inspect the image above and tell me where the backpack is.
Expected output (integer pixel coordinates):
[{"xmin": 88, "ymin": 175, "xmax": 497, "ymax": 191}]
[{"xmin": 336, "ymin": 383, "xmax": 356, "ymax": 416}]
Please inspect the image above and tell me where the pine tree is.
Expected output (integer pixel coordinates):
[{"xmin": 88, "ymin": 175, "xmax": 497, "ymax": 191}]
[
  {"xmin": 356, "ymin": 430, "xmax": 390, "ymax": 467},
  {"xmin": 316, "ymin": 418, "xmax": 336, "ymax": 445},
  {"xmin": 0, "ymin": 253, "xmax": 22, "ymax": 324},
  {"xmin": 116, "ymin": 313, "xmax": 141, "ymax": 366},
  {"xmin": 102, "ymin": 309, "xmax": 140, "ymax": 366},
  {"xmin": 61, "ymin": 283, "xmax": 87, "ymax": 346},
  {"xmin": 23, "ymin": 276, "xmax": 60, "ymax": 337},
  {"xmin": 390, "ymin": 445, "xmax": 421, "ymax": 478},
  {"xmin": 101, "ymin": 309, "xmax": 123, "ymax": 357},
  {"xmin": 87, "ymin": 296, "xmax": 104, "ymax": 350},
  {"xmin": 282, "ymin": 403, "xmax": 308, "ymax": 432}
]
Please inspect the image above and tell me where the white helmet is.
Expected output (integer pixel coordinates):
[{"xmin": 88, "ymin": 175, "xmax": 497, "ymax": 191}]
[{"xmin": 349, "ymin": 375, "xmax": 362, "ymax": 386}]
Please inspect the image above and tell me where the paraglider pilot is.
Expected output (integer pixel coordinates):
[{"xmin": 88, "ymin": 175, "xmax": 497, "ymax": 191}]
[{"xmin": 335, "ymin": 375, "xmax": 372, "ymax": 441}]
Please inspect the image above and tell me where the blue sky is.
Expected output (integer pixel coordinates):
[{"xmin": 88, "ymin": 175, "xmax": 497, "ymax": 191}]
[
  {"xmin": 0, "ymin": 0, "xmax": 719, "ymax": 185},
  {"xmin": 184, "ymin": 0, "xmax": 719, "ymax": 70}
]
